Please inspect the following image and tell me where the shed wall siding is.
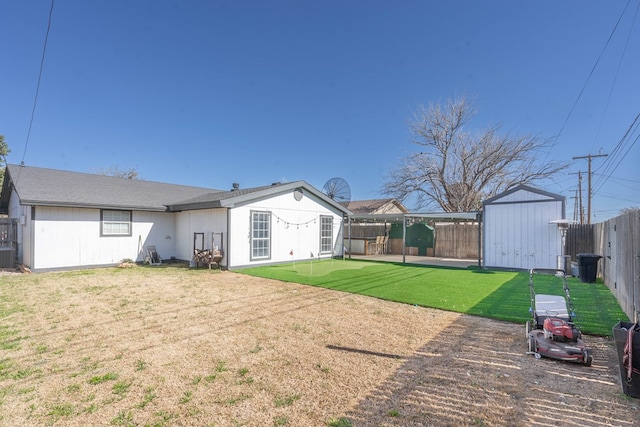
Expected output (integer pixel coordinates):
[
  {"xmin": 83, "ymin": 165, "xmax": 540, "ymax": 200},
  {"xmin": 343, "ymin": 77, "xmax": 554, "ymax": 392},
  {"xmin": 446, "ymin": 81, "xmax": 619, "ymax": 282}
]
[
  {"xmin": 30, "ymin": 206, "xmax": 175, "ymax": 270},
  {"xmin": 228, "ymin": 190, "xmax": 344, "ymax": 268},
  {"xmin": 483, "ymin": 200, "xmax": 562, "ymax": 270}
]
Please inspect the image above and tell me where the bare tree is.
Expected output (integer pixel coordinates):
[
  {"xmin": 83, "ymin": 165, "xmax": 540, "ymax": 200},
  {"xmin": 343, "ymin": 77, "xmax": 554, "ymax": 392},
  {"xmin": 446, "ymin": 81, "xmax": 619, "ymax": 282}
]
[
  {"xmin": 620, "ymin": 206, "xmax": 639, "ymax": 215},
  {"xmin": 95, "ymin": 165, "xmax": 141, "ymax": 180},
  {"xmin": 382, "ymin": 97, "xmax": 566, "ymax": 212}
]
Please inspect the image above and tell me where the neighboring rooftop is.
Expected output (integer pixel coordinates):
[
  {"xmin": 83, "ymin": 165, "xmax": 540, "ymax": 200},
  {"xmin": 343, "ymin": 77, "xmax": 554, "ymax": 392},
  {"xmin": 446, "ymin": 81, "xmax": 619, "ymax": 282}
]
[{"xmin": 348, "ymin": 198, "xmax": 408, "ymax": 215}]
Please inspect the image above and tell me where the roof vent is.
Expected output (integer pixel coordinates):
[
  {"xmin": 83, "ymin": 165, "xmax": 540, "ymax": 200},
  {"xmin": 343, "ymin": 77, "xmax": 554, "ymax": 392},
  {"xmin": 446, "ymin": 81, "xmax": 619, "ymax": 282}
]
[{"xmin": 231, "ymin": 183, "xmax": 240, "ymax": 191}]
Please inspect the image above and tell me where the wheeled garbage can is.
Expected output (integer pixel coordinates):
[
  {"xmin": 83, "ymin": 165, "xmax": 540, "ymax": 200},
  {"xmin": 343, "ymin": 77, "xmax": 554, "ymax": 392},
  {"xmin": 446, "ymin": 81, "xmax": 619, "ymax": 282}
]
[{"xmin": 577, "ymin": 253, "xmax": 602, "ymax": 283}]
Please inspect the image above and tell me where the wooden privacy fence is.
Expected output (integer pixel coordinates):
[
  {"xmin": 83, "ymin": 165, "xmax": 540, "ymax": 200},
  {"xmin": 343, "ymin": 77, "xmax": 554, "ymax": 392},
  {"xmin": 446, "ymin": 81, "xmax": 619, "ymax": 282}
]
[
  {"xmin": 567, "ymin": 210, "xmax": 640, "ymax": 321},
  {"xmin": 565, "ymin": 224, "xmax": 595, "ymax": 261},
  {"xmin": 593, "ymin": 210, "xmax": 640, "ymax": 322},
  {"xmin": 0, "ymin": 218, "xmax": 18, "ymax": 268},
  {"xmin": 434, "ymin": 222, "xmax": 479, "ymax": 259}
]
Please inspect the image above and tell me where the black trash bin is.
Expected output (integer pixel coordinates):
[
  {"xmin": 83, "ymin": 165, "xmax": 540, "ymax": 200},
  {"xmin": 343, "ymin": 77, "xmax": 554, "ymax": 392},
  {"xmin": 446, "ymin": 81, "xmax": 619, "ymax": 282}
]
[
  {"xmin": 612, "ymin": 321, "xmax": 640, "ymax": 398},
  {"xmin": 577, "ymin": 253, "xmax": 602, "ymax": 283}
]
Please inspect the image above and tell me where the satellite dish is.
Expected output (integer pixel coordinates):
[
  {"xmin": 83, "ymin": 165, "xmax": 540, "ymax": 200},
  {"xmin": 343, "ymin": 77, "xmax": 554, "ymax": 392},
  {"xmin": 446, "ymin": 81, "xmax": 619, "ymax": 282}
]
[{"xmin": 322, "ymin": 177, "xmax": 351, "ymax": 208}]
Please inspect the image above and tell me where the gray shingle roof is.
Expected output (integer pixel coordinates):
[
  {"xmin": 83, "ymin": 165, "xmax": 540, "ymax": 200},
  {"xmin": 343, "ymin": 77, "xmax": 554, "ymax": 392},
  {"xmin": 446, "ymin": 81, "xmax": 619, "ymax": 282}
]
[
  {"xmin": 0, "ymin": 164, "xmax": 353, "ymax": 216},
  {"xmin": 348, "ymin": 199, "xmax": 408, "ymax": 215},
  {"xmin": 2, "ymin": 164, "xmax": 221, "ymax": 211},
  {"xmin": 167, "ymin": 183, "xmax": 290, "ymax": 210}
]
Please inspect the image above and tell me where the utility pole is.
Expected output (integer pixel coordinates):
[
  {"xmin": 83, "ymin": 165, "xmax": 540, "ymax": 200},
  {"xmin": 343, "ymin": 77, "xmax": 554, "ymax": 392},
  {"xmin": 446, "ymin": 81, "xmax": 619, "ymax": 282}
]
[
  {"xmin": 573, "ymin": 153, "xmax": 608, "ymax": 224},
  {"xmin": 578, "ymin": 171, "xmax": 584, "ymax": 224},
  {"xmin": 569, "ymin": 171, "xmax": 585, "ymax": 224}
]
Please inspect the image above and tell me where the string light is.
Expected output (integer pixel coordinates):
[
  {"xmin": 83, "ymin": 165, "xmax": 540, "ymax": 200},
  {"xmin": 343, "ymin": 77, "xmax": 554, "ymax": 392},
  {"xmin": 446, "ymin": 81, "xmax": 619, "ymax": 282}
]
[{"xmin": 270, "ymin": 212, "xmax": 341, "ymax": 228}]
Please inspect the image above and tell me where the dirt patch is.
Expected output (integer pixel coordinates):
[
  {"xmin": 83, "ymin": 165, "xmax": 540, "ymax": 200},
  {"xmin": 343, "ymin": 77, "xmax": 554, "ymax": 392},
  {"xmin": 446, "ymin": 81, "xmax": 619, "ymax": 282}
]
[{"xmin": 0, "ymin": 268, "xmax": 638, "ymax": 426}]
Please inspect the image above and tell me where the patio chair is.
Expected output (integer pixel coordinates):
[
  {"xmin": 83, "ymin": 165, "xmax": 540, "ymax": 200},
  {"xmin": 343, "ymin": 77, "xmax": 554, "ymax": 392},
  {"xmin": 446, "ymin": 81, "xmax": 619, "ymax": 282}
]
[
  {"xmin": 381, "ymin": 235, "xmax": 389, "ymax": 254},
  {"xmin": 375, "ymin": 235, "xmax": 384, "ymax": 254}
]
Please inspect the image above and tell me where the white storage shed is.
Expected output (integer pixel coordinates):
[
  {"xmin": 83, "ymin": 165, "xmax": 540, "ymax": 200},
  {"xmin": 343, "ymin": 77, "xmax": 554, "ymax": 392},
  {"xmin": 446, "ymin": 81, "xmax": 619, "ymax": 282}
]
[{"xmin": 482, "ymin": 185, "xmax": 566, "ymax": 270}]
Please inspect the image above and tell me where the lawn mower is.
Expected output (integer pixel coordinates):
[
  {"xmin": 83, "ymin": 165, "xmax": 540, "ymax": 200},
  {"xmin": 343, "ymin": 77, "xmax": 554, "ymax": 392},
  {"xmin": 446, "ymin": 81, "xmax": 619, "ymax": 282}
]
[{"xmin": 526, "ymin": 268, "xmax": 593, "ymax": 366}]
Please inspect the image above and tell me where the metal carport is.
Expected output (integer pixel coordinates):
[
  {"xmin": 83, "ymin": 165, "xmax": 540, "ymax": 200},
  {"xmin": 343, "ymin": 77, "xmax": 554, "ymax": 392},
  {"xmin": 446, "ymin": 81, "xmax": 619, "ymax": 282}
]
[{"xmin": 346, "ymin": 211, "xmax": 482, "ymax": 266}]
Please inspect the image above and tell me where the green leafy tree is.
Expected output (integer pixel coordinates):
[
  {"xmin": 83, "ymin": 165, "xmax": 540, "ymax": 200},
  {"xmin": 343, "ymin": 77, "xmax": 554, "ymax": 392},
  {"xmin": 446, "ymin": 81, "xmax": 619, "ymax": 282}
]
[{"xmin": 0, "ymin": 135, "xmax": 10, "ymax": 188}]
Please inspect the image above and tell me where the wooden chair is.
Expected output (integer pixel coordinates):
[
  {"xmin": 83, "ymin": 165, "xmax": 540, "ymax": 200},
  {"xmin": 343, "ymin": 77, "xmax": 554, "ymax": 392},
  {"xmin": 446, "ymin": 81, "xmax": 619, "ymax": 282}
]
[
  {"xmin": 381, "ymin": 235, "xmax": 389, "ymax": 254},
  {"xmin": 375, "ymin": 236, "xmax": 384, "ymax": 254},
  {"xmin": 367, "ymin": 238, "xmax": 378, "ymax": 255}
]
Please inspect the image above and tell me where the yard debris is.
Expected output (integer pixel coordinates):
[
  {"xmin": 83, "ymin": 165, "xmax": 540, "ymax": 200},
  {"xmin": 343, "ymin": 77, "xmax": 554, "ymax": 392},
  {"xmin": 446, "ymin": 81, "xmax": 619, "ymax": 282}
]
[
  {"xmin": 193, "ymin": 248, "xmax": 223, "ymax": 269},
  {"xmin": 117, "ymin": 261, "xmax": 137, "ymax": 268}
]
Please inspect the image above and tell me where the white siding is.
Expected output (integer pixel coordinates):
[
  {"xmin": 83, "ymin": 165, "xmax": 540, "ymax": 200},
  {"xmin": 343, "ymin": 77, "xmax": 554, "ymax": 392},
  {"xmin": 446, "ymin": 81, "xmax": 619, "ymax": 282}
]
[
  {"xmin": 30, "ymin": 206, "xmax": 175, "ymax": 270},
  {"xmin": 228, "ymin": 190, "xmax": 344, "ymax": 269},
  {"xmin": 175, "ymin": 209, "xmax": 228, "ymax": 264},
  {"xmin": 483, "ymin": 191, "xmax": 564, "ymax": 270},
  {"xmin": 7, "ymin": 184, "xmax": 347, "ymax": 271}
]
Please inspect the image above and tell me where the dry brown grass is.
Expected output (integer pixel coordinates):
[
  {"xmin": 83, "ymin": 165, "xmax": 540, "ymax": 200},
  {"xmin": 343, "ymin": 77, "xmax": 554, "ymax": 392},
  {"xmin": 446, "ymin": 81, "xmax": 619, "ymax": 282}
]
[{"xmin": 0, "ymin": 266, "xmax": 638, "ymax": 426}]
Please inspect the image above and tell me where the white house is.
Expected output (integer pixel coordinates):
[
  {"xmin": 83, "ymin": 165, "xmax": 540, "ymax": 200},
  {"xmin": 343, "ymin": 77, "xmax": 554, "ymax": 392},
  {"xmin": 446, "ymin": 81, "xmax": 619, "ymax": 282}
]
[
  {"xmin": 482, "ymin": 185, "xmax": 566, "ymax": 270},
  {"xmin": 0, "ymin": 164, "xmax": 350, "ymax": 272}
]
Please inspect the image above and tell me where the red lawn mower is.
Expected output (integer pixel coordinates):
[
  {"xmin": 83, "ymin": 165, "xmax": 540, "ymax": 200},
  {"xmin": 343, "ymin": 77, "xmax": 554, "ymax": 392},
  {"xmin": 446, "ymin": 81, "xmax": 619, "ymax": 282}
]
[{"xmin": 526, "ymin": 268, "xmax": 593, "ymax": 366}]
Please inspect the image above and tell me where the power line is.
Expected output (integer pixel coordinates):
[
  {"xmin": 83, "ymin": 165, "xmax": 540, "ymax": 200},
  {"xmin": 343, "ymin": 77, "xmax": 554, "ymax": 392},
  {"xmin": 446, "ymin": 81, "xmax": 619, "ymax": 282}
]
[
  {"xmin": 20, "ymin": 0, "xmax": 55, "ymax": 167},
  {"xmin": 544, "ymin": 0, "xmax": 631, "ymax": 160},
  {"xmin": 589, "ymin": 0, "xmax": 640, "ymax": 150},
  {"xmin": 593, "ymin": 111, "xmax": 640, "ymax": 193},
  {"xmin": 595, "ymin": 173, "xmax": 640, "ymax": 185}
]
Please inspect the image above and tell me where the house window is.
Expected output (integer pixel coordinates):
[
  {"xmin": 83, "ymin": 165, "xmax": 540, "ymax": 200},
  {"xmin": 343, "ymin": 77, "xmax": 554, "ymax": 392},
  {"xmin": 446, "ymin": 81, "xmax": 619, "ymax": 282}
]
[
  {"xmin": 101, "ymin": 210, "xmax": 132, "ymax": 236},
  {"xmin": 251, "ymin": 211, "xmax": 271, "ymax": 260},
  {"xmin": 320, "ymin": 215, "xmax": 333, "ymax": 254}
]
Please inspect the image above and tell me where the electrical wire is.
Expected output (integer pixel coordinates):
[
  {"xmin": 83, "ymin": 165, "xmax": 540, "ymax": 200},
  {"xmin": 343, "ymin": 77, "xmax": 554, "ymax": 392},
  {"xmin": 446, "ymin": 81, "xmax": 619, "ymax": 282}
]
[
  {"xmin": 596, "ymin": 174, "xmax": 640, "ymax": 185},
  {"xmin": 593, "ymin": 111, "xmax": 640, "ymax": 193},
  {"xmin": 20, "ymin": 0, "xmax": 55, "ymax": 167},
  {"xmin": 544, "ymin": 0, "xmax": 631, "ymax": 160},
  {"xmin": 589, "ymin": 0, "xmax": 640, "ymax": 150}
]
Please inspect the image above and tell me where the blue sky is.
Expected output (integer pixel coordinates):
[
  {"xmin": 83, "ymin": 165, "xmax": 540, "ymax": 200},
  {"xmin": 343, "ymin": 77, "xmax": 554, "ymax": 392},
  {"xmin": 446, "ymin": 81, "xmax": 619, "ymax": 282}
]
[{"xmin": 1, "ymin": 1, "xmax": 638, "ymax": 221}]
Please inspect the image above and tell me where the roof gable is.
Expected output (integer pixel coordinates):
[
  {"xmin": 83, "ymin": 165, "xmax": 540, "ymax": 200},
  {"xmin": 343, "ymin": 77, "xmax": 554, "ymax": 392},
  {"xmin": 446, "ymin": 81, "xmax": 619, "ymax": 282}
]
[
  {"xmin": 168, "ymin": 181, "xmax": 352, "ymax": 215},
  {"xmin": 483, "ymin": 184, "xmax": 565, "ymax": 206}
]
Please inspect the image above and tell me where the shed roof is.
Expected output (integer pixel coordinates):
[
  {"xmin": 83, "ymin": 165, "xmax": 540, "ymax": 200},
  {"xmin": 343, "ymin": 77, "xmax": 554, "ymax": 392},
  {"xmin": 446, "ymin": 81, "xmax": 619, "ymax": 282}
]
[
  {"xmin": 349, "ymin": 211, "xmax": 479, "ymax": 223},
  {"xmin": 482, "ymin": 184, "xmax": 565, "ymax": 206}
]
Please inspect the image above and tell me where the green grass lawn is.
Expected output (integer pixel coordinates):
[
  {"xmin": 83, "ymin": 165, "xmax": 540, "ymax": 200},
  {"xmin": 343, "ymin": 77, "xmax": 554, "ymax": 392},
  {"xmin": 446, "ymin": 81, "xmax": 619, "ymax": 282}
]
[{"xmin": 238, "ymin": 258, "xmax": 628, "ymax": 336}]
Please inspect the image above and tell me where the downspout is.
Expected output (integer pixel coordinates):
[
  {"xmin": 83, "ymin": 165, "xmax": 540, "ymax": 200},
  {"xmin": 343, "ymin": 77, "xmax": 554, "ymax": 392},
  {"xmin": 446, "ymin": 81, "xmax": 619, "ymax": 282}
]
[
  {"xmin": 29, "ymin": 205, "xmax": 35, "ymax": 270},
  {"xmin": 225, "ymin": 208, "xmax": 231, "ymax": 269},
  {"xmin": 347, "ymin": 215, "xmax": 352, "ymax": 259},
  {"xmin": 477, "ymin": 210, "xmax": 482, "ymax": 268},
  {"xmin": 402, "ymin": 214, "xmax": 407, "ymax": 264}
]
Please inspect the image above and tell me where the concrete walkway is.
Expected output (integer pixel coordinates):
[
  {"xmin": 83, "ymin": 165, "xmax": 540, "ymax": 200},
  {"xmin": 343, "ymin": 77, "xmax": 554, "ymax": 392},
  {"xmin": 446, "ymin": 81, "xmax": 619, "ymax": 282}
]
[{"xmin": 347, "ymin": 254, "xmax": 479, "ymax": 269}]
